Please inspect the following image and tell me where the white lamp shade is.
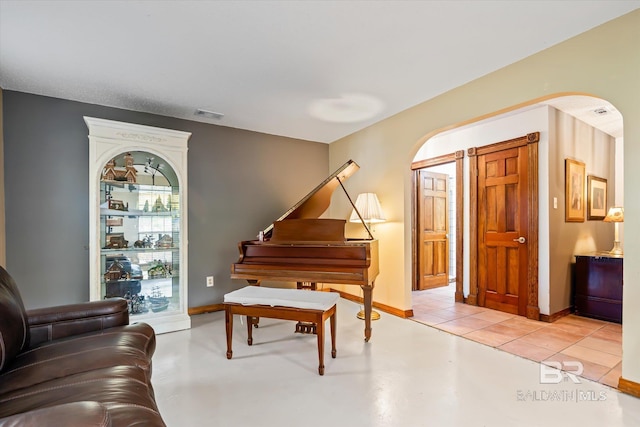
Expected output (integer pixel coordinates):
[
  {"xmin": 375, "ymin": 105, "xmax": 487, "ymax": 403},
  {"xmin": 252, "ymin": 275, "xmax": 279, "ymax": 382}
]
[
  {"xmin": 603, "ymin": 206, "xmax": 624, "ymax": 222},
  {"xmin": 349, "ymin": 193, "xmax": 386, "ymax": 223}
]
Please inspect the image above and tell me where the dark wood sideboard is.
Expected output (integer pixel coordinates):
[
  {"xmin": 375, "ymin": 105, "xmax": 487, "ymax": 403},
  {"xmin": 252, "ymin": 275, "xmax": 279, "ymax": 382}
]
[{"xmin": 574, "ymin": 252, "xmax": 623, "ymax": 324}]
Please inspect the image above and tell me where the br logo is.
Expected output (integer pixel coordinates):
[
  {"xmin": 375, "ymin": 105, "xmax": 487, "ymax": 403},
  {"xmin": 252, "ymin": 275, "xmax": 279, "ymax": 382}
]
[{"xmin": 540, "ymin": 361, "xmax": 583, "ymax": 384}]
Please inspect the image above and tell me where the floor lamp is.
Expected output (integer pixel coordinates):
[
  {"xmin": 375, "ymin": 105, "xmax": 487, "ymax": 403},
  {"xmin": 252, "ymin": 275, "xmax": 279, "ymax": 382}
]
[{"xmin": 349, "ymin": 193, "xmax": 386, "ymax": 321}]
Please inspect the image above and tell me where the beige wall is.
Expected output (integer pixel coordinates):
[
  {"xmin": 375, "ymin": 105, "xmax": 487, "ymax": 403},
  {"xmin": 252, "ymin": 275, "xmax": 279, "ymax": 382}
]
[
  {"xmin": 548, "ymin": 109, "xmax": 616, "ymax": 315},
  {"xmin": 329, "ymin": 11, "xmax": 640, "ymax": 383}
]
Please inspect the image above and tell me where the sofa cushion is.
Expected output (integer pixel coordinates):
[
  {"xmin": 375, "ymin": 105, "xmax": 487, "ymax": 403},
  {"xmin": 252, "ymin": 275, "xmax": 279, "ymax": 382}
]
[
  {"xmin": 0, "ymin": 365, "xmax": 165, "ymax": 426},
  {"xmin": 27, "ymin": 298, "xmax": 130, "ymax": 346},
  {"xmin": 0, "ymin": 401, "xmax": 111, "ymax": 427},
  {"xmin": 0, "ymin": 323, "xmax": 156, "ymax": 395},
  {"xmin": 0, "ymin": 267, "xmax": 29, "ymax": 373}
]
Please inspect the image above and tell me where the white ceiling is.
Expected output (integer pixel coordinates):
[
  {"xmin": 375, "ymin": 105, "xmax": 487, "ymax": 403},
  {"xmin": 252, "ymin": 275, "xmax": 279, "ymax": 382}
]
[{"xmin": 0, "ymin": 1, "xmax": 636, "ymax": 143}]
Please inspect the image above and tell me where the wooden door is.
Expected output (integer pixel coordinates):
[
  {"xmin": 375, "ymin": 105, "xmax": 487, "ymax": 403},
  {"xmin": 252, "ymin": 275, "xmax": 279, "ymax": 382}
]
[
  {"xmin": 417, "ymin": 170, "xmax": 449, "ymax": 290},
  {"xmin": 477, "ymin": 146, "xmax": 528, "ymax": 315}
]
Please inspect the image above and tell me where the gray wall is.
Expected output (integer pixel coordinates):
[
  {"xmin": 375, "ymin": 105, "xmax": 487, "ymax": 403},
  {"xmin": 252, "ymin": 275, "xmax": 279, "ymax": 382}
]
[{"xmin": 3, "ymin": 91, "xmax": 329, "ymax": 309}]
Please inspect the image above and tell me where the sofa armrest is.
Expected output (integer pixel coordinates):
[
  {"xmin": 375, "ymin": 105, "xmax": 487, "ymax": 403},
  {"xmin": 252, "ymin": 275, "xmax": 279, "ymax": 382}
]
[
  {"xmin": 27, "ymin": 298, "xmax": 129, "ymax": 346},
  {"xmin": 0, "ymin": 401, "xmax": 111, "ymax": 427}
]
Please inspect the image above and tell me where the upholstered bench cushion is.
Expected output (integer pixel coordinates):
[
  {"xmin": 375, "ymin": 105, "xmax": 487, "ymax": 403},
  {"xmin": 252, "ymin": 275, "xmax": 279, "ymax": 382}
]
[{"xmin": 224, "ymin": 286, "xmax": 340, "ymax": 311}]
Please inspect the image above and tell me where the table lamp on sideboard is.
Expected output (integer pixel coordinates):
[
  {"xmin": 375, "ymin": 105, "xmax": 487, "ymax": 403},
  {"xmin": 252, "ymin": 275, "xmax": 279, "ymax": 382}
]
[{"xmin": 603, "ymin": 206, "xmax": 624, "ymax": 255}]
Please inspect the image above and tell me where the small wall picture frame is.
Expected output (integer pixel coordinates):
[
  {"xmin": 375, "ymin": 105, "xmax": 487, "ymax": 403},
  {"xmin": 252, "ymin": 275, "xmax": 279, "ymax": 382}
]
[
  {"xmin": 565, "ymin": 158, "xmax": 586, "ymax": 222},
  {"xmin": 587, "ymin": 175, "xmax": 607, "ymax": 220}
]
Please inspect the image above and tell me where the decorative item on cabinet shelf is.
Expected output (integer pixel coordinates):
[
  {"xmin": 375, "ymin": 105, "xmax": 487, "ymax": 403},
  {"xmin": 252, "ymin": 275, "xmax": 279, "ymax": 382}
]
[
  {"xmin": 148, "ymin": 260, "xmax": 172, "ymax": 278},
  {"xmin": 104, "ymin": 233, "xmax": 128, "ymax": 249},
  {"xmin": 108, "ymin": 199, "xmax": 128, "ymax": 211},
  {"xmin": 149, "ymin": 286, "xmax": 170, "ymax": 312},
  {"xmin": 144, "ymin": 157, "xmax": 163, "ymax": 186},
  {"xmin": 104, "ymin": 260, "xmax": 128, "ymax": 282},
  {"xmin": 155, "ymin": 234, "xmax": 173, "ymax": 249},
  {"xmin": 123, "ymin": 292, "xmax": 148, "ymax": 314},
  {"xmin": 134, "ymin": 234, "xmax": 154, "ymax": 248},
  {"xmin": 104, "ymin": 255, "xmax": 143, "ymax": 280},
  {"xmin": 103, "ymin": 255, "xmax": 143, "ymax": 301},
  {"xmin": 100, "ymin": 201, "xmax": 143, "ymax": 217},
  {"xmin": 151, "ymin": 196, "xmax": 168, "ymax": 213},
  {"xmin": 102, "ymin": 153, "xmax": 137, "ymax": 183},
  {"xmin": 106, "ymin": 217, "xmax": 123, "ymax": 227}
]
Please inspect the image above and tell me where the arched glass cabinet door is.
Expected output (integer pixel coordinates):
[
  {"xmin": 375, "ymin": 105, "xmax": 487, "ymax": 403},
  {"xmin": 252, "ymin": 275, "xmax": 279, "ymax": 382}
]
[{"xmin": 86, "ymin": 117, "xmax": 191, "ymax": 333}]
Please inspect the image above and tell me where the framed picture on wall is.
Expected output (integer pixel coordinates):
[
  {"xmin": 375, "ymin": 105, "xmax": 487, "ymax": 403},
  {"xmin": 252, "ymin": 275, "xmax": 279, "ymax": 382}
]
[
  {"xmin": 565, "ymin": 158, "xmax": 586, "ymax": 222},
  {"xmin": 587, "ymin": 175, "xmax": 607, "ymax": 220}
]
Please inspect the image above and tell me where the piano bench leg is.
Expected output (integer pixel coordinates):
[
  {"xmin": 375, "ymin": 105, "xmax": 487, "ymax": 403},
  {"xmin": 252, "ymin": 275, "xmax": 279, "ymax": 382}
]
[
  {"xmin": 330, "ymin": 310, "xmax": 337, "ymax": 358},
  {"xmin": 317, "ymin": 313, "xmax": 325, "ymax": 376},
  {"xmin": 225, "ymin": 305, "xmax": 233, "ymax": 359}
]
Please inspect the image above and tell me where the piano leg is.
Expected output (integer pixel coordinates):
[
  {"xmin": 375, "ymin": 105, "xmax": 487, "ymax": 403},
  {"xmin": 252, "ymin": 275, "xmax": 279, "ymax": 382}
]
[
  {"xmin": 296, "ymin": 282, "xmax": 318, "ymax": 334},
  {"xmin": 296, "ymin": 281, "xmax": 317, "ymax": 290},
  {"xmin": 361, "ymin": 283, "xmax": 373, "ymax": 342}
]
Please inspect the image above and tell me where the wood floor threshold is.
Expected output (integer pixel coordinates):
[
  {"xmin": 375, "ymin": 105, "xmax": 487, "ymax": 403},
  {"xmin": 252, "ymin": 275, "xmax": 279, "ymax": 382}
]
[
  {"xmin": 539, "ymin": 307, "xmax": 572, "ymax": 323},
  {"xmin": 618, "ymin": 377, "xmax": 640, "ymax": 398}
]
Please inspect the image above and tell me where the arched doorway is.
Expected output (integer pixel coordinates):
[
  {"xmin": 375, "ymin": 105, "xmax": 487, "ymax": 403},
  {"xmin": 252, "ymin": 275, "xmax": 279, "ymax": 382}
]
[{"xmin": 409, "ymin": 94, "xmax": 623, "ymax": 387}]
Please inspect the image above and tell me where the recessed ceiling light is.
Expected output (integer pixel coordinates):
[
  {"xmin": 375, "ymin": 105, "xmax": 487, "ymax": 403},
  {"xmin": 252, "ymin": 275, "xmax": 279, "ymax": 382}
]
[
  {"xmin": 308, "ymin": 93, "xmax": 384, "ymax": 123},
  {"xmin": 195, "ymin": 109, "xmax": 224, "ymax": 119}
]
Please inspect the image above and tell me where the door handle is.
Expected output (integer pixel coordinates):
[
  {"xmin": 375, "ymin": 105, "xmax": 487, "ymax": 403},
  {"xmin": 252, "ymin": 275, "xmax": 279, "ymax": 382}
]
[{"xmin": 513, "ymin": 237, "xmax": 526, "ymax": 244}]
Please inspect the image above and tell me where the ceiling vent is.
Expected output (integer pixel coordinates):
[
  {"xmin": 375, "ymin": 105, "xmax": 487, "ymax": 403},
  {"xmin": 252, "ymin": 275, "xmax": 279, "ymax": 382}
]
[
  {"xmin": 593, "ymin": 107, "xmax": 610, "ymax": 115},
  {"xmin": 195, "ymin": 109, "xmax": 224, "ymax": 119}
]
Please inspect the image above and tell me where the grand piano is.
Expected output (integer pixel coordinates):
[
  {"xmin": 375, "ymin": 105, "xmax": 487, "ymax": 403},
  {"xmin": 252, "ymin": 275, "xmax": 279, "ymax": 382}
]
[{"xmin": 230, "ymin": 160, "xmax": 379, "ymax": 341}]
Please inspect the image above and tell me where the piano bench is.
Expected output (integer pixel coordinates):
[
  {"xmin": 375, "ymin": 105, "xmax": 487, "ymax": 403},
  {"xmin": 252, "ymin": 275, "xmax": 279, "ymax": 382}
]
[{"xmin": 223, "ymin": 286, "xmax": 340, "ymax": 375}]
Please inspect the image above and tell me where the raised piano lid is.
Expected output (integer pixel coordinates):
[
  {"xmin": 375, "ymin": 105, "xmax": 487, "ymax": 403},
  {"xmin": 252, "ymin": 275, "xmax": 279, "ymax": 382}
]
[{"xmin": 262, "ymin": 159, "xmax": 362, "ymax": 238}]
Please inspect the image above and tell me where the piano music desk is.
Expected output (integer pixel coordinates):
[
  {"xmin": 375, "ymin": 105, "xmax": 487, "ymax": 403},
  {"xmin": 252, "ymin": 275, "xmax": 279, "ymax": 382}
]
[{"xmin": 223, "ymin": 286, "xmax": 339, "ymax": 376}]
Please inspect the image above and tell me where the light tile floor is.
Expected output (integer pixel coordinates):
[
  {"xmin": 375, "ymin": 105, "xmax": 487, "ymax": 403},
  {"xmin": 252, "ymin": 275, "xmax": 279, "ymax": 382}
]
[{"xmin": 411, "ymin": 283, "xmax": 623, "ymax": 388}]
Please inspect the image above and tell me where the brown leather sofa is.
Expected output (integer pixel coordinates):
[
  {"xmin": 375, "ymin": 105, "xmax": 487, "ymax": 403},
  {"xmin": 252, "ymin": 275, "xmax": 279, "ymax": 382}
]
[{"xmin": 0, "ymin": 266, "xmax": 166, "ymax": 426}]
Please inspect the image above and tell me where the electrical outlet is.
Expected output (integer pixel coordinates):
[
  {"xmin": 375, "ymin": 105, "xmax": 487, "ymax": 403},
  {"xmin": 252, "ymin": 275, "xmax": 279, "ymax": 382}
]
[{"xmin": 206, "ymin": 276, "xmax": 214, "ymax": 287}]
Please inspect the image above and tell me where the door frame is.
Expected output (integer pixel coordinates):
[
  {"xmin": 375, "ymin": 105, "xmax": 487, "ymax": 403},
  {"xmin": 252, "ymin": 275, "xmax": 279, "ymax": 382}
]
[
  {"xmin": 468, "ymin": 132, "xmax": 540, "ymax": 320},
  {"xmin": 411, "ymin": 150, "xmax": 464, "ymax": 302}
]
